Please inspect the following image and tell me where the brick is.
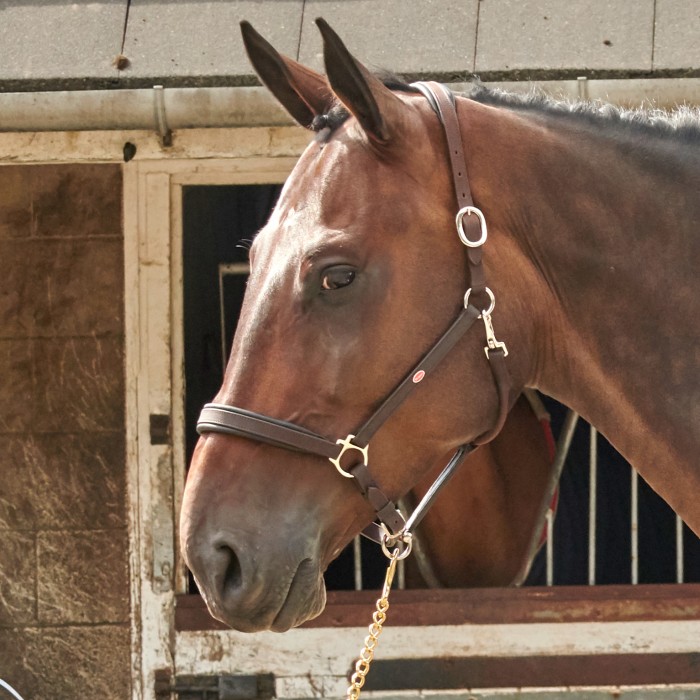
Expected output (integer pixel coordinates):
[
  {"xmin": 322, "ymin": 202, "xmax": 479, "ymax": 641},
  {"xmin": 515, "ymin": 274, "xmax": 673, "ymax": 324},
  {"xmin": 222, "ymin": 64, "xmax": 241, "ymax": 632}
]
[
  {"xmin": 31, "ymin": 337, "xmax": 125, "ymax": 433},
  {"xmin": 0, "ymin": 434, "xmax": 126, "ymax": 531},
  {"xmin": 0, "ymin": 625, "xmax": 130, "ymax": 700},
  {"xmin": 0, "ymin": 238, "xmax": 123, "ymax": 337},
  {"xmin": 0, "ymin": 531, "xmax": 36, "ymax": 625},
  {"xmin": 0, "ymin": 340, "xmax": 34, "ymax": 433},
  {"xmin": 0, "ymin": 167, "xmax": 32, "ymax": 239},
  {"xmin": 476, "ymin": 0, "xmax": 655, "ymax": 76},
  {"xmin": 122, "ymin": 1, "xmax": 303, "ymax": 83},
  {"xmin": 37, "ymin": 529, "xmax": 129, "ymax": 624},
  {"xmin": 0, "ymin": 2, "xmax": 126, "ymax": 85},
  {"xmin": 299, "ymin": 1, "xmax": 479, "ymax": 76},
  {"xmin": 654, "ymin": 0, "xmax": 700, "ymax": 72},
  {"xmin": 31, "ymin": 164, "xmax": 122, "ymax": 239}
]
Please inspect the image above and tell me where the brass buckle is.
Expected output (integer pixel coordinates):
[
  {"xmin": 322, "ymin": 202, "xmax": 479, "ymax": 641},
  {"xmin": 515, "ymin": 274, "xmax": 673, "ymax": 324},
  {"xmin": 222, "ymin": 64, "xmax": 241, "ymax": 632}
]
[{"xmin": 329, "ymin": 434, "xmax": 368, "ymax": 478}]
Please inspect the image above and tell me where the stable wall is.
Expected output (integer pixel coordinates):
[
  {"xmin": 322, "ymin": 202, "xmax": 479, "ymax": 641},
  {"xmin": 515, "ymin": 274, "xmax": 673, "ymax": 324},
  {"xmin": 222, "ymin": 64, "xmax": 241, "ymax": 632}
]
[{"xmin": 0, "ymin": 164, "xmax": 130, "ymax": 699}]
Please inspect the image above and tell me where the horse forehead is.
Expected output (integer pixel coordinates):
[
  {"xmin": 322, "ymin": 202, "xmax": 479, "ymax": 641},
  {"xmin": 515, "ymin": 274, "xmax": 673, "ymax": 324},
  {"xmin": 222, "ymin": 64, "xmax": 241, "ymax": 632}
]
[{"xmin": 253, "ymin": 202, "xmax": 319, "ymax": 264}]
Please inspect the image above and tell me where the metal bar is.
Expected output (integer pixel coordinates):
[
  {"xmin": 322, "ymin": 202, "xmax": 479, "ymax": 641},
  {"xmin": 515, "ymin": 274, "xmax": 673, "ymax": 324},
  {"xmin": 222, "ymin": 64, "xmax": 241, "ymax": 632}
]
[
  {"xmin": 546, "ymin": 508, "xmax": 555, "ymax": 587},
  {"xmin": 577, "ymin": 76, "xmax": 589, "ymax": 101},
  {"xmin": 218, "ymin": 263, "xmax": 249, "ymax": 373},
  {"xmin": 152, "ymin": 85, "xmax": 172, "ymax": 147},
  {"xmin": 513, "ymin": 409, "xmax": 579, "ymax": 586},
  {"xmin": 397, "ymin": 558, "xmax": 406, "ymax": 590},
  {"xmin": 404, "ymin": 446, "xmax": 473, "ymax": 534},
  {"xmin": 353, "ymin": 536, "xmax": 363, "ymax": 591},
  {"xmin": 677, "ymin": 514, "xmax": 685, "ymax": 584},
  {"xmin": 218, "ymin": 266, "xmax": 227, "ymax": 374},
  {"xmin": 588, "ymin": 426, "xmax": 598, "ymax": 585},
  {"xmin": 631, "ymin": 468, "xmax": 639, "ymax": 585},
  {"xmin": 0, "ymin": 680, "xmax": 26, "ymax": 700}
]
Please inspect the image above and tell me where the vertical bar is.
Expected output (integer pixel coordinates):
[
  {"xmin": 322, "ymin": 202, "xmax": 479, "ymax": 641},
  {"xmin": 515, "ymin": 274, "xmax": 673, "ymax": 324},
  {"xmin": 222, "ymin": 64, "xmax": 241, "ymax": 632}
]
[
  {"xmin": 676, "ymin": 514, "xmax": 685, "ymax": 584},
  {"xmin": 218, "ymin": 266, "xmax": 227, "ymax": 374},
  {"xmin": 218, "ymin": 263, "xmax": 250, "ymax": 374},
  {"xmin": 353, "ymin": 536, "xmax": 363, "ymax": 591},
  {"xmin": 631, "ymin": 468, "xmax": 639, "ymax": 585},
  {"xmin": 588, "ymin": 426, "xmax": 597, "ymax": 585},
  {"xmin": 546, "ymin": 509, "xmax": 554, "ymax": 586},
  {"xmin": 397, "ymin": 558, "xmax": 406, "ymax": 590},
  {"xmin": 512, "ymin": 410, "xmax": 578, "ymax": 587}
]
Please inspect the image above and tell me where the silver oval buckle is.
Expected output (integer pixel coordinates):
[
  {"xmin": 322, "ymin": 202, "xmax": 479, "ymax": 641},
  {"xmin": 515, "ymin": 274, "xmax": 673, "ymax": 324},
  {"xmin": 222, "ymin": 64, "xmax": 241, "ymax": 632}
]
[
  {"xmin": 456, "ymin": 206, "xmax": 488, "ymax": 247},
  {"xmin": 329, "ymin": 434, "xmax": 368, "ymax": 478}
]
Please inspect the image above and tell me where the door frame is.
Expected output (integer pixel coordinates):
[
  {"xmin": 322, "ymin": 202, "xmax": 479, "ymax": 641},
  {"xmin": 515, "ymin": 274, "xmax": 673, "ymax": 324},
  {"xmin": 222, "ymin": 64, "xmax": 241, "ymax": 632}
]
[
  {"xmin": 124, "ymin": 141, "xmax": 700, "ymax": 699},
  {"xmin": 123, "ymin": 149, "xmax": 302, "ymax": 700}
]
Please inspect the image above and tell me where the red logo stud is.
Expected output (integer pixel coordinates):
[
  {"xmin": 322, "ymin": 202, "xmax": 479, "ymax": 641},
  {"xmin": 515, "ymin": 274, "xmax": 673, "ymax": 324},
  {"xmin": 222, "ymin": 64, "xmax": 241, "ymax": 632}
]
[{"xmin": 412, "ymin": 370, "xmax": 426, "ymax": 383}]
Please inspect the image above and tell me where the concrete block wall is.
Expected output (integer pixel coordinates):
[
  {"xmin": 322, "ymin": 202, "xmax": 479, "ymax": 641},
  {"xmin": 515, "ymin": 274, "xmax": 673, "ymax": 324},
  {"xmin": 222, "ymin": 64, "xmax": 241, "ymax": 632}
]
[
  {"xmin": 0, "ymin": 1, "xmax": 697, "ymax": 91},
  {"xmin": 0, "ymin": 164, "xmax": 130, "ymax": 700}
]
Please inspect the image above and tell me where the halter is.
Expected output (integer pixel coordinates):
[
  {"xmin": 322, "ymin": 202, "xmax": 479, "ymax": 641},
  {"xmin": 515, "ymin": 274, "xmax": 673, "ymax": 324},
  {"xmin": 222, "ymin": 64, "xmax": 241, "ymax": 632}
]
[{"xmin": 196, "ymin": 82, "xmax": 513, "ymax": 554}]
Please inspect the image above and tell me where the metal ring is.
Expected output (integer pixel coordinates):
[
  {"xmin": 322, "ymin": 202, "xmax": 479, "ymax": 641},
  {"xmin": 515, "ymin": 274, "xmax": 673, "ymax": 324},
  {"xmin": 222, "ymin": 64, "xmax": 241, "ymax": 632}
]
[
  {"xmin": 456, "ymin": 206, "xmax": 488, "ymax": 247},
  {"xmin": 381, "ymin": 529, "xmax": 413, "ymax": 560},
  {"xmin": 463, "ymin": 286, "xmax": 496, "ymax": 316}
]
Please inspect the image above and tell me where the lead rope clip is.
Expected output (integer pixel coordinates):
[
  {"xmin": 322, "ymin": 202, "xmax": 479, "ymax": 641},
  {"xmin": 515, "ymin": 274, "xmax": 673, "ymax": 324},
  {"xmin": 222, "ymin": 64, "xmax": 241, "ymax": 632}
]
[
  {"xmin": 482, "ymin": 310, "xmax": 508, "ymax": 358},
  {"xmin": 346, "ymin": 533, "xmax": 412, "ymax": 700}
]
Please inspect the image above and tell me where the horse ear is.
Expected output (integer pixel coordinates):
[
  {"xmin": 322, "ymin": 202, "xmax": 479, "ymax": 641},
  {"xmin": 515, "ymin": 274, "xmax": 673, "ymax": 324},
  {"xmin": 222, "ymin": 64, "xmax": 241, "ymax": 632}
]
[
  {"xmin": 316, "ymin": 18, "xmax": 405, "ymax": 144},
  {"xmin": 240, "ymin": 21, "xmax": 332, "ymax": 128}
]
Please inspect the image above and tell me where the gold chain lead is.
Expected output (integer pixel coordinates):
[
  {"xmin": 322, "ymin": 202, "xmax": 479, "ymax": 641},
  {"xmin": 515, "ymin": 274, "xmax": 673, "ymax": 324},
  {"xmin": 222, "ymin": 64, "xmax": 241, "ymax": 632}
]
[{"xmin": 346, "ymin": 549, "xmax": 400, "ymax": 700}]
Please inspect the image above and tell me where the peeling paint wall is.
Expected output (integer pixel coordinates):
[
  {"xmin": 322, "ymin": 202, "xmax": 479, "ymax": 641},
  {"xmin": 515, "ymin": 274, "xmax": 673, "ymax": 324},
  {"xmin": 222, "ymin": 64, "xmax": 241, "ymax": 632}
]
[{"xmin": 0, "ymin": 164, "xmax": 130, "ymax": 699}]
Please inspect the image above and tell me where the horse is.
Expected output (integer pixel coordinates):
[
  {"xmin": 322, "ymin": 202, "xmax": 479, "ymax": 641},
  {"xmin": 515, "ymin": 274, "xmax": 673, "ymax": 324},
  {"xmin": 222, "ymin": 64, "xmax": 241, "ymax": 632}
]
[
  {"xmin": 180, "ymin": 19, "xmax": 700, "ymax": 633},
  {"xmin": 399, "ymin": 390, "xmax": 555, "ymax": 589}
]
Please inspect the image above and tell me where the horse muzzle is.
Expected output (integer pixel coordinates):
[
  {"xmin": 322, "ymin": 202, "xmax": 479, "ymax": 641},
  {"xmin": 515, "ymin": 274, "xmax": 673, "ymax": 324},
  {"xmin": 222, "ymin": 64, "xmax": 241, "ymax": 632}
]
[{"xmin": 182, "ymin": 520, "xmax": 327, "ymax": 632}]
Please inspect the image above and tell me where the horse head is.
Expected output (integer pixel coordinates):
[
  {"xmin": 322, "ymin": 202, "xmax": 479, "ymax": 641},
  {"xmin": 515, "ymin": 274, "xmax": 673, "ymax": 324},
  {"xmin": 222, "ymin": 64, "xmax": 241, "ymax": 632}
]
[{"xmin": 180, "ymin": 20, "xmax": 539, "ymax": 632}]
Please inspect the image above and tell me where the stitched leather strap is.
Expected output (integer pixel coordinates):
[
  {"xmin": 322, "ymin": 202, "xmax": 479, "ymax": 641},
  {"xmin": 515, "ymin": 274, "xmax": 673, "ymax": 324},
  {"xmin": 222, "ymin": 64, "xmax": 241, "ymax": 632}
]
[
  {"xmin": 354, "ymin": 304, "xmax": 481, "ymax": 445},
  {"xmin": 414, "ymin": 81, "xmax": 487, "ymax": 300},
  {"xmin": 198, "ymin": 404, "xmax": 339, "ymax": 458}
]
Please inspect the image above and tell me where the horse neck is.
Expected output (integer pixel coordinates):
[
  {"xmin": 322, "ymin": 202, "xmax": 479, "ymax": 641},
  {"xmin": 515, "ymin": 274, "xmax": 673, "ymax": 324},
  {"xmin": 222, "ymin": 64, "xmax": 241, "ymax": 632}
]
[{"xmin": 461, "ymin": 99, "xmax": 700, "ymax": 531}]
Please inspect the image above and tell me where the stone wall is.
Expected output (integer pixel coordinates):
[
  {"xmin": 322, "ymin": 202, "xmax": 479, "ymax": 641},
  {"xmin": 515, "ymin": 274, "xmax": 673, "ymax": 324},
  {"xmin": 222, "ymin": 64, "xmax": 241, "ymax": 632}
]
[{"xmin": 0, "ymin": 164, "xmax": 130, "ymax": 699}]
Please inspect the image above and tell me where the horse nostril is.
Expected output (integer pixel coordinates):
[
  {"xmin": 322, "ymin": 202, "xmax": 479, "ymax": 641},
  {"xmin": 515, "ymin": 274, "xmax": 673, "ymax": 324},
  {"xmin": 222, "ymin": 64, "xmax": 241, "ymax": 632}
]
[{"xmin": 217, "ymin": 543, "xmax": 243, "ymax": 593}]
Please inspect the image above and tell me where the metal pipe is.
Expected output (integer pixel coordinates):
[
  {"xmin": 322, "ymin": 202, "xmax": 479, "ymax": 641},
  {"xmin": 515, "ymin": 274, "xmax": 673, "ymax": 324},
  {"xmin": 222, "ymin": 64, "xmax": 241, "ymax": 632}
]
[
  {"xmin": 588, "ymin": 426, "xmax": 597, "ymax": 585},
  {"xmin": 0, "ymin": 78, "xmax": 698, "ymax": 133},
  {"xmin": 513, "ymin": 408, "xmax": 579, "ymax": 586},
  {"xmin": 631, "ymin": 468, "xmax": 639, "ymax": 584},
  {"xmin": 353, "ymin": 536, "xmax": 363, "ymax": 591},
  {"xmin": 0, "ymin": 85, "xmax": 293, "ymax": 132},
  {"xmin": 676, "ymin": 514, "xmax": 685, "ymax": 584},
  {"xmin": 0, "ymin": 679, "xmax": 25, "ymax": 700},
  {"xmin": 546, "ymin": 508, "xmax": 555, "ymax": 586},
  {"xmin": 218, "ymin": 263, "xmax": 249, "ymax": 373}
]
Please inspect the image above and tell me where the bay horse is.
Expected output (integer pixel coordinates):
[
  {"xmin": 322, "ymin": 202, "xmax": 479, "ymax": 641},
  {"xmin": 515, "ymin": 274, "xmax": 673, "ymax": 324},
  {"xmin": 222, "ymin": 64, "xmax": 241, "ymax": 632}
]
[
  {"xmin": 399, "ymin": 390, "xmax": 555, "ymax": 589},
  {"xmin": 180, "ymin": 19, "xmax": 700, "ymax": 632}
]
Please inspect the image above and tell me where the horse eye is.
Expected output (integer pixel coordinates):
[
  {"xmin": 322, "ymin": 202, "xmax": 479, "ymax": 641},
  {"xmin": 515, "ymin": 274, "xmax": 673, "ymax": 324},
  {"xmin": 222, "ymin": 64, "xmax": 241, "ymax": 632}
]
[{"xmin": 321, "ymin": 267, "xmax": 356, "ymax": 291}]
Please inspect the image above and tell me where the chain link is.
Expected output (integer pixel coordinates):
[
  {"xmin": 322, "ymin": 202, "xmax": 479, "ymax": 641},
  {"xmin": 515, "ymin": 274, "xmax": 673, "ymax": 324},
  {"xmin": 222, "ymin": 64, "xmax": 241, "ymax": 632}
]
[{"xmin": 346, "ymin": 549, "xmax": 400, "ymax": 700}]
